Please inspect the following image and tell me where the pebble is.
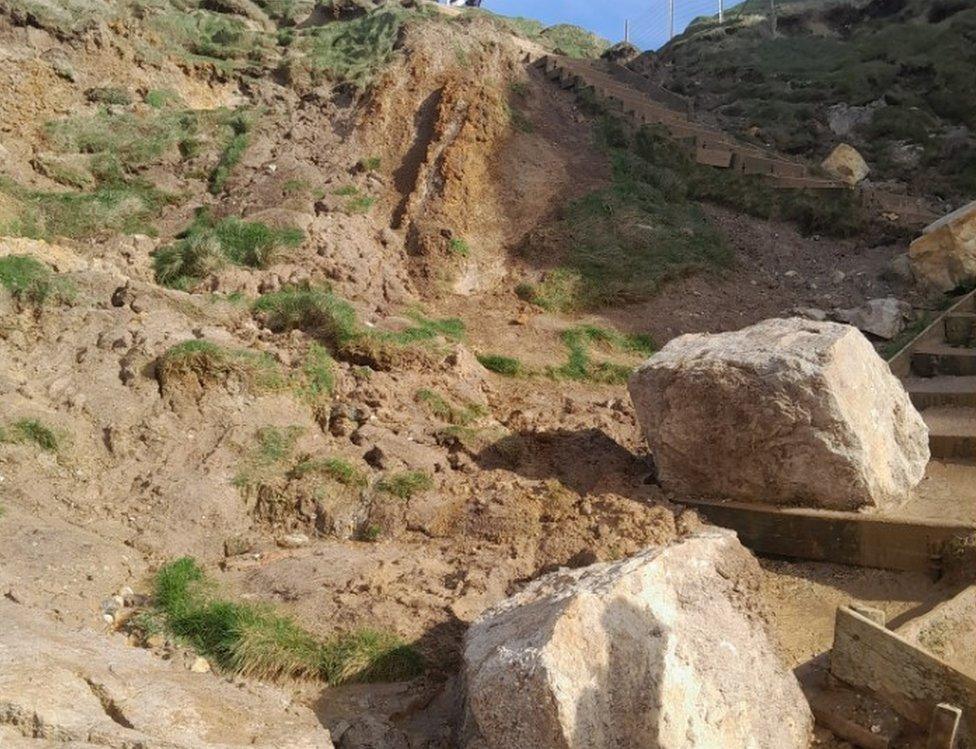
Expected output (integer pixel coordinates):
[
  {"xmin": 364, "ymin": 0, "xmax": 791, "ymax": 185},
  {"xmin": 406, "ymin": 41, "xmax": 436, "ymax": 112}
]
[
  {"xmin": 277, "ymin": 533, "xmax": 310, "ymax": 549},
  {"xmin": 190, "ymin": 656, "xmax": 211, "ymax": 673}
]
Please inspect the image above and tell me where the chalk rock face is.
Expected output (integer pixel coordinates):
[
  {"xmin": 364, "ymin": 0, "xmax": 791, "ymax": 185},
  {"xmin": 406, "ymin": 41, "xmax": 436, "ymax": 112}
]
[
  {"xmin": 628, "ymin": 318, "xmax": 929, "ymax": 511},
  {"xmin": 822, "ymin": 143, "xmax": 870, "ymax": 184},
  {"xmin": 910, "ymin": 199, "xmax": 976, "ymax": 292},
  {"xmin": 463, "ymin": 529, "xmax": 812, "ymax": 749},
  {"xmin": 0, "ymin": 600, "xmax": 333, "ymax": 748}
]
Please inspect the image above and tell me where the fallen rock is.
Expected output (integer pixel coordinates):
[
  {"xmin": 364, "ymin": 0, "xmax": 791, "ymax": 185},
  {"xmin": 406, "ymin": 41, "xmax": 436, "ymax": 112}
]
[
  {"xmin": 628, "ymin": 318, "xmax": 929, "ymax": 510},
  {"xmin": 0, "ymin": 599, "xmax": 333, "ymax": 748},
  {"xmin": 822, "ymin": 143, "xmax": 870, "ymax": 185},
  {"xmin": 833, "ymin": 297, "xmax": 912, "ymax": 340},
  {"xmin": 909, "ymin": 199, "xmax": 976, "ymax": 292},
  {"xmin": 463, "ymin": 529, "xmax": 812, "ymax": 749}
]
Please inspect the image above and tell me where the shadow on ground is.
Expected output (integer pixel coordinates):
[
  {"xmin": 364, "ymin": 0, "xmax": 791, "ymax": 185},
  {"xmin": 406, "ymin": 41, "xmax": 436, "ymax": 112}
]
[{"xmin": 476, "ymin": 427, "xmax": 653, "ymax": 497}]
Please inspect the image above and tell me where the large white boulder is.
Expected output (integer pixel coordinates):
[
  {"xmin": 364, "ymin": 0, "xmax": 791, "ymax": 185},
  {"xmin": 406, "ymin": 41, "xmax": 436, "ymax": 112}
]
[
  {"xmin": 909, "ymin": 199, "xmax": 976, "ymax": 292},
  {"xmin": 628, "ymin": 318, "xmax": 929, "ymax": 511},
  {"xmin": 462, "ymin": 529, "xmax": 812, "ymax": 749},
  {"xmin": 0, "ymin": 600, "xmax": 333, "ymax": 748}
]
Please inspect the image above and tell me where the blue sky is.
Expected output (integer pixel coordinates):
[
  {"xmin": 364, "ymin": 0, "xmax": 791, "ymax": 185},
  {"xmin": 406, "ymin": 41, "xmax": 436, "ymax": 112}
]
[{"xmin": 482, "ymin": 0, "xmax": 724, "ymax": 50}]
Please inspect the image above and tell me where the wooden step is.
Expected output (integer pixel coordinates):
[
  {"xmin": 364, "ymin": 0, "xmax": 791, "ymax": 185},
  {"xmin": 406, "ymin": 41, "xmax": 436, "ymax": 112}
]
[
  {"xmin": 945, "ymin": 312, "xmax": 976, "ymax": 347},
  {"xmin": 922, "ymin": 406, "xmax": 976, "ymax": 461},
  {"xmin": 911, "ymin": 344, "xmax": 976, "ymax": 377},
  {"xmin": 905, "ymin": 376, "xmax": 976, "ymax": 408}
]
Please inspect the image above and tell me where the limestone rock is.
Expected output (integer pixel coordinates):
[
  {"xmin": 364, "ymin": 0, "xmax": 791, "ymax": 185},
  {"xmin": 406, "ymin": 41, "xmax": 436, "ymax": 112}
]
[
  {"xmin": 909, "ymin": 199, "xmax": 976, "ymax": 292},
  {"xmin": 833, "ymin": 297, "xmax": 912, "ymax": 340},
  {"xmin": 0, "ymin": 600, "xmax": 333, "ymax": 748},
  {"xmin": 822, "ymin": 143, "xmax": 870, "ymax": 185},
  {"xmin": 463, "ymin": 529, "xmax": 812, "ymax": 749},
  {"xmin": 628, "ymin": 318, "xmax": 929, "ymax": 511}
]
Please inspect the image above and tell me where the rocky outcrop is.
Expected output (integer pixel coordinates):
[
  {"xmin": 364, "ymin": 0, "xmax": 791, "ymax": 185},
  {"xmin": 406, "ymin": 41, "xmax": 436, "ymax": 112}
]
[
  {"xmin": 628, "ymin": 318, "xmax": 929, "ymax": 511},
  {"xmin": 909, "ymin": 199, "xmax": 976, "ymax": 292},
  {"xmin": 462, "ymin": 529, "xmax": 812, "ymax": 749},
  {"xmin": 833, "ymin": 297, "xmax": 911, "ymax": 340},
  {"xmin": 821, "ymin": 143, "xmax": 870, "ymax": 185},
  {"xmin": 0, "ymin": 600, "xmax": 333, "ymax": 748}
]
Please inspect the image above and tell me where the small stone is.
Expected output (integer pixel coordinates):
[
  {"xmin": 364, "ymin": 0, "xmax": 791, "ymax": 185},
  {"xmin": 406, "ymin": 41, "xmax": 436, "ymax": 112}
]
[
  {"xmin": 190, "ymin": 656, "xmax": 211, "ymax": 673},
  {"xmin": 277, "ymin": 533, "xmax": 310, "ymax": 549}
]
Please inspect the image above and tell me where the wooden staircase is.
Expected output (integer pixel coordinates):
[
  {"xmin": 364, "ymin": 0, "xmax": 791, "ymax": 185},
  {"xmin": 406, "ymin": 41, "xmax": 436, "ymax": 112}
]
[
  {"xmin": 891, "ymin": 289, "xmax": 976, "ymax": 461},
  {"xmin": 538, "ymin": 54, "xmax": 845, "ymax": 191}
]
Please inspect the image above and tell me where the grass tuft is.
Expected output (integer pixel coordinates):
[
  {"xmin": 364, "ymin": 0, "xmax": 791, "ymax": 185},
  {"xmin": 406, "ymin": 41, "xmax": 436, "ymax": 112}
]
[
  {"xmin": 377, "ymin": 470, "xmax": 434, "ymax": 500},
  {"xmin": 549, "ymin": 325, "xmax": 654, "ymax": 385},
  {"xmin": 0, "ymin": 419, "xmax": 60, "ymax": 452},
  {"xmin": 210, "ymin": 112, "xmax": 254, "ymax": 194},
  {"xmin": 154, "ymin": 208, "xmax": 303, "ymax": 290},
  {"xmin": 415, "ymin": 389, "xmax": 486, "ymax": 426},
  {"xmin": 0, "ymin": 255, "xmax": 74, "ymax": 306},
  {"xmin": 151, "ymin": 557, "xmax": 423, "ymax": 684},
  {"xmin": 157, "ymin": 340, "xmax": 286, "ymax": 393},
  {"xmin": 253, "ymin": 286, "xmax": 361, "ymax": 347},
  {"xmin": 477, "ymin": 353, "xmax": 523, "ymax": 377},
  {"xmin": 289, "ymin": 456, "xmax": 366, "ymax": 487}
]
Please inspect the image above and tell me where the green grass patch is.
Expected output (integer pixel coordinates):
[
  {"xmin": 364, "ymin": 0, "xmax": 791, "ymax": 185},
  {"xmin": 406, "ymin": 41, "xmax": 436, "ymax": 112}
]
[
  {"xmin": 0, "ymin": 419, "xmax": 60, "ymax": 452},
  {"xmin": 289, "ymin": 6, "xmax": 427, "ymax": 87},
  {"xmin": 415, "ymin": 389, "xmax": 486, "ymax": 426},
  {"xmin": 289, "ymin": 456, "xmax": 366, "ymax": 487},
  {"xmin": 86, "ymin": 86, "xmax": 132, "ymax": 106},
  {"xmin": 157, "ymin": 340, "xmax": 286, "ymax": 392},
  {"xmin": 151, "ymin": 9, "xmax": 277, "ymax": 71},
  {"xmin": 449, "ymin": 238, "xmax": 470, "ymax": 257},
  {"xmin": 548, "ymin": 325, "xmax": 654, "ymax": 385},
  {"xmin": 151, "ymin": 557, "xmax": 423, "ymax": 683},
  {"xmin": 234, "ymin": 426, "xmax": 304, "ymax": 489},
  {"xmin": 477, "ymin": 353, "xmax": 523, "ymax": 377},
  {"xmin": 346, "ymin": 195, "xmax": 375, "ymax": 214},
  {"xmin": 0, "ymin": 176, "xmax": 171, "ymax": 240},
  {"xmin": 0, "ymin": 255, "xmax": 74, "ymax": 305},
  {"xmin": 377, "ymin": 470, "xmax": 433, "ymax": 500},
  {"xmin": 253, "ymin": 285, "xmax": 361, "ymax": 347},
  {"xmin": 145, "ymin": 89, "xmax": 181, "ymax": 109},
  {"xmin": 210, "ymin": 112, "xmax": 254, "ymax": 194},
  {"xmin": 379, "ymin": 310, "xmax": 466, "ymax": 345},
  {"xmin": 358, "ymin": 156, "xmax": 382, "ymax": 172},
  {"xmin": 515, "ymin": 268, "xmax": 583, "ymax": 313},
  {"xmin": 153, "ymin": 208, "xmax": 303, "ymax": 290},
  {"xmin": 299, "ymin": 343, "xmax": 336, "ymax": 401},
  {"xmin": 524, "ymin": 121, "xmax": 732, "ymax": 309}
]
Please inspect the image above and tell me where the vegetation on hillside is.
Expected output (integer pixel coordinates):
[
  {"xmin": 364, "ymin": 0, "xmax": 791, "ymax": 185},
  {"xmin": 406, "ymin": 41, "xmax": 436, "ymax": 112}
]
[
  {"xmin": 153, "ymin": 209, "xmax": 303, "ymax": 290},
  {"xmin": 145, "ymin": 557, "xmax": 423, "ymax": 683},
  {"xmin": 0, "ymin": 255, "xmax": 74, "ymax": 305},
  {"xmin": 660, "ymin": 0, "xmax": 976, "ymax": 198}
]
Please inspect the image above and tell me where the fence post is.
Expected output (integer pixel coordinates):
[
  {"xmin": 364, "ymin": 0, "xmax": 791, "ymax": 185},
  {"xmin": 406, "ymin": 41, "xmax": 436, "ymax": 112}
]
[{"xmin": 669, "ymin": 0, "xmax": 675, "ymax": 39}]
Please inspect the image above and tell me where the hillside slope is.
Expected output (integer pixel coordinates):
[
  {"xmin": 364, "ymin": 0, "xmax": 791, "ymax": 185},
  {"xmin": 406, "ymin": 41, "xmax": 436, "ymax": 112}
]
[
  {"xmin": 645, "ymin": 0, "xmax": 976, "ymax": 202},
  {"xmin": 0, "ymin": 0, "xmax": 960, "ymax": 746}
]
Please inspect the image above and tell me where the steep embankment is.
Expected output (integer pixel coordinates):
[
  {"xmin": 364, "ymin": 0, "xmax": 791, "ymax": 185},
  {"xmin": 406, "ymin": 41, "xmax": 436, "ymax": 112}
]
[{"xmin": 644, "ymin": 0, "xmax": 976, "ymax": 202}]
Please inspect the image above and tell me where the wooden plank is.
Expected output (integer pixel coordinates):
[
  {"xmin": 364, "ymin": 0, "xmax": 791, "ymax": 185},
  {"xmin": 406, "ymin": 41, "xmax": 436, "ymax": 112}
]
[
  {"xmin": 831, "ymin": 607, "xmax": 976, "ymax": 741},
  {"xmin": 682, "ymin": 498, "xmax": 973, "ymax": 574},
  {"xmin": 929, "ymin": 704, "xmax": 962, "ymax": 749}
]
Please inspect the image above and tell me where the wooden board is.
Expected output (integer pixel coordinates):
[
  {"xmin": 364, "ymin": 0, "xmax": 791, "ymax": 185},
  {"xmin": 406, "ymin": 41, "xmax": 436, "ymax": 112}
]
[
  {"xmin": 831, "ymin": 607, "xmax": 976, "ymax": 741},
  {"xmin": 682, "ymin": 498, "xmax": 974, "ymax": 574}
]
